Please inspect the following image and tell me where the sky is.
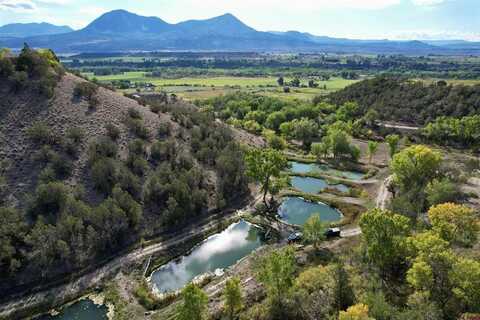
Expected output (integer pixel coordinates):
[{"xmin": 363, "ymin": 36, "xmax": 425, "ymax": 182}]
[{"xmin": 0, "ymin": 0, "xmax": 479, "ymax": 41}]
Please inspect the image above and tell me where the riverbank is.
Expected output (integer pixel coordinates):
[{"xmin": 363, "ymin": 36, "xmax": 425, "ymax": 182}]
[{"xmin": 0, "ymin": 193, "xmax": 260, "ymax": 320}]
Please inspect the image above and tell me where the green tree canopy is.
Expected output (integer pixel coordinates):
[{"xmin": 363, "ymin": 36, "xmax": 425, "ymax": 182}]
[
  {"xmin": 359, "ymin": 209, "xmax": 411, "ymax": 277},
  {"xmin": 303, "ymin": 213, "xmax": 327, "ymax": 249},
  {"xmin": 176, "ymin": 283, "xmax": 208, "ymax": 320},
  {"xmin": 245, "ymin": 148, "xmax": 287, "ymax": 208},
  {"xmin": 224, "ymin": 277, "xmax": 243, "ymax": 319}
]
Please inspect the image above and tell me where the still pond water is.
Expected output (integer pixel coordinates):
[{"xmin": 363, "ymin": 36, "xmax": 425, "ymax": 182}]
[
  {"xmin": 291, "ymin": 176, "xmax": 349, "ymax": 194},
  {"xmin": 36, "ymin": 299, "xmax": 107, "ymax": 320},
  {"xmin": 289, "ymin": 161, "xmax": 364, "ymax": 180},
  {"xmin": 150, "ymin": 220, "xmax": 264, "ymax": 293},
  {"xmin": 278, "ymin": 197, "xmax": 342, "ymax": 226}
]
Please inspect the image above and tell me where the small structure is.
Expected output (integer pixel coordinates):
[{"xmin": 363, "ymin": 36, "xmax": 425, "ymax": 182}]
[
  {"xmin": 287, "ymin": 232, "xmax": 303, "ymax": 243},
  {"xmin": 324, "ymin": 227, "xmax": 341, "ymax": 238}
]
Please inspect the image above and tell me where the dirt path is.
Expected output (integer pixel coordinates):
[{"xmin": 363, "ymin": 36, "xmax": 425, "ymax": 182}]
[
  {"xmin": 375, "ymin": 175, "xmax": 393, "ymax": 210},
  {"xmin": 0, "ymin": 195, "xmax": 264, "ymax": 320}
]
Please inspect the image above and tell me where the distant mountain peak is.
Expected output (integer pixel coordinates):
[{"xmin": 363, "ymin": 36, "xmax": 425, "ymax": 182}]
[
  {"xmin": 0, "ymin": 22, "xmax": 73, "ymax": 38},
  {"xmin": 84, "ymin": 9, "xmax": 170, "ymax": 34}
]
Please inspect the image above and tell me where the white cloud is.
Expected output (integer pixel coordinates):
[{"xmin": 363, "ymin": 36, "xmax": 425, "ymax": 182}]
[
  {"xmin": 411, "ymin": 0, "xmax": 447, "ymax": 6},
  {"xmin": 0, "ymin": 0, "xmax": 36, "ymax": 12},
  {"xmin": 180, "ymin": 0, "xmax": 401, "ymax": 13},
  {"xmin": 35, "ymin": 0, "xmax": 71, "ymax": 4},
  {"xmin": 388, "ymin": 29, "xmax": 480, "ymax": 41}
]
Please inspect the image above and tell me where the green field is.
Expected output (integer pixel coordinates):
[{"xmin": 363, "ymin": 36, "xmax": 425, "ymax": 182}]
[{"xmin": 84, "ymin": 72, "xmax": 360, "ymax": 101}]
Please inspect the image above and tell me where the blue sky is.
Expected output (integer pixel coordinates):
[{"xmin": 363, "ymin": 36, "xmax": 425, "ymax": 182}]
[{"xmin": 0, "ymin": 0, "xmax": 479, "ymax": 40}]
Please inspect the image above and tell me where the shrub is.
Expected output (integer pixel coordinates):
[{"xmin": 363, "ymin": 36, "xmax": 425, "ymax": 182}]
[
  {"xmin": 88, "ymin": 137, "xmax": 118, "ymax": 163},
  {"xmin": 66, "ymin": 127, "xmax": 85, "ymax": 143},
  {"xmin": 73, "ymin": 82, "xmax": 98, "ymax": 100},
  {"xmin": 128, "ymin": 139, "xmax": 146, "ymax": 156},
  {"xmin": 26, "ymin": 122, "xmax": 56, "ymax": 145},
  {"xmin": 127, "ymin": 155, "xmax": 149, "ymax": 176},
  {"xmin": 0, "ymin": 56, "xmax": 14, "ymax": 77},
  {"xmin": 50, "ymin": 153, "xmax": 72, "ymax": 178},
  {"xmin": 128, "ymin": 107, "xmax": 142, "ymax": 120},
  {"xmin": 151, "ymin": 140, "xmax": 176, "ymax": 162},
  {"xmin": 91, "ymin": 157, "xmax": 118, "ymax": 194},
  {"xmin": 126, "ymin": 118, "xmax": 150, "ymax": 140},
  {"xmin": 29, "ymin": 182, "xmax": 70, "ymax": 219},
  {"xmin": 38, "ymin": 166, "xmax": 57, "ymax": 184},
  {"xmin": 157, "ymin": 122, "xmax": 171, "ymax": 138},
  {"xmin": 105, "ymin": 123, "xmax": 121, "ymax": 141}
]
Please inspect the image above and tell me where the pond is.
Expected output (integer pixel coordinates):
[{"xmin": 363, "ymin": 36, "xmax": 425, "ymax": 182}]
[
  {"xmin": 289, "ymin": 161, "xmax": 364, "ymax": 180},
  {"xmin": 150, "ymin": 220, "xmax": 265, "ymax": 293},
  {"xmin": 278, "ymin": 197, "xmax": 342, "ymax": 226},
  {"xmin": 291, "ymin": 176, "xmax": 349, "ymax": 194},
  {"xmin": 35, "ymin": 299, "xmax": 107, "ymax": 320}
]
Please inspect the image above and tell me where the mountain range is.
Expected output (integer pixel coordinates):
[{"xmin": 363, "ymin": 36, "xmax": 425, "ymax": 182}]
[
  {"xmin": 0, "ymin": 22, "xmax": 73, "ymax": 38},
  {"xmin": 1, "ymin": 9, "xmax": 480, "ymax": 55}
]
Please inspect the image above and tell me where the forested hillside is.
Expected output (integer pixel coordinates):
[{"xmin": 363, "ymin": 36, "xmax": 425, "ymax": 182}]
[
  {"xmin": 0, "ymin": 47, "xmax": 248, "ymax": 296},
  {"xmin": 327, "ymin": 76, "xmax": 480, "ymax": 125}
]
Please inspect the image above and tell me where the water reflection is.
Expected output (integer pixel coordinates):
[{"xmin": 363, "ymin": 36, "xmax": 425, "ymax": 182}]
[
  {"xmin": 150, "ymin": 220, "xmax": 264, "ymax": 293},
  {"xmin": 289, "ymin": 161, "xmax": 364, "ymax": 180},
  {"xmin": 35, "ymin": 299, "xmax": 107, "ymax": 320},
  {"xmin": 278, "ymin": 197, "xmax": 342, "ymax": 226},
  {"xmin": 291, "ymin": 176, "xmax": 349, "ymax": 194}
]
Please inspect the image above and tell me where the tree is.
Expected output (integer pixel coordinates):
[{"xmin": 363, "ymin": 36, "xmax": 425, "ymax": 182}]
[
  {"xmin": 391, "ymin": 145, "xmax": 442, "ymax": 192},
  {"xmin": 406, "ymin": 232, "xmax": 457, "ymax": 316},
  {"xmin": 311, "ymin": 142, "xmax": 329, "ymax": 162},
  {"xmin": 385, "ymin": 134, "xmax": 400, "ymax": 158},
  {"xmin": 427, "ymin": 203, "xmax": 478, "ymax": 247},
  {"xmin": 359, "ymin": 209, "xmax": 411, "ymax": 277},
  {"xmin": 256, "ymin": 246, "xmax": 296, "ymax": 316},
  {"xmin": 367, "ymin": 141, "xmax": 379, "ymax": 164},
  {"xmin": 176, "ymin": 283, "xmax": 208, "ymax": 320},
  {"xmin": 277, "ymin": 76, "xmax": 284, "ymax": 86},
  {"xmin": 391, "ymin": 145, "xmax": 442, "ymax": 214},
  {"xmin": 303, "ymin": 214, "xmax": 326, "ymax": 249},
  {"xmin": 290, "ymin": 77, "xmax": 300, "ymax": 87},
  {"xmin": 293, "ymin": 265, "xmax": 336, "ymax": 319},
  {"xmin": 265, "ymin": 111, "xmax": 286, "ymax": 132},
  {"xmin": 425, "ymin": 179, "xmax": 462, "ymax": 206},
  {"xmin": 224, "ymin": 277, "xmax": 243, "ymax": 319},
  {"xmin": 293, "ymin": 118, "xmax": 318, "ymax": 148},
  {"xmin": 451, "ymin": 258, "xmax": 480, "ymax": 313},
  {"xmin": 339, "ymin": 304, "xmax": 374, "ymax": 320},
  {"xmin": 0, "ymin": 207, "xmax": 26, "ymax": 275},
  {"xmin": 245, "ymin": 148, "xmax": 287, "ymax": 208}
]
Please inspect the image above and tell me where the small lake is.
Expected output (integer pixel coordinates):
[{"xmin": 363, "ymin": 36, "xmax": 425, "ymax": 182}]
[
  {"xmin": 35, "ymin": 299, "xmax": 107, "ymax": 320},
  {"xmin": 150, "ymin": 220, "xmax": 264, "ymax": 293},
  {"xmin": 278, "ymin": 197, "xmax": 342, "ymax": 226},
  {"xmin": 291, "ymin": 176, "xmax": 349, "ymax": 194},
  {"xmin": 289, "ymin": 161, "xmax": 364, "ymax": 180}
]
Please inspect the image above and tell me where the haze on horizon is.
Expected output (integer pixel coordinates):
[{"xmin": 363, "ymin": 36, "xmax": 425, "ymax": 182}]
[{"xmin": 0, "ymin": 0, "xmax": 479, "ymax": 41}]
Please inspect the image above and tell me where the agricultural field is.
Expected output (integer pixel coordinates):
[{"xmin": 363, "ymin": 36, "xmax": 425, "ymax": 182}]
[{"xmin": 82, "ymin": 72, "xmax": 360, "ymax": 101}]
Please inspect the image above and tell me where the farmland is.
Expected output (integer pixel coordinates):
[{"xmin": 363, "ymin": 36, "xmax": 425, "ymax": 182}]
[{"xmin": 81, "ymin": 72, "xmax": 360, "ymax": 101}]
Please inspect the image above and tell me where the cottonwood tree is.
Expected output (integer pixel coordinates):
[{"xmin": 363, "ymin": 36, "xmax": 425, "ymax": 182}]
[
  {"xmin": 427, "ymin": 203, "xmax": 478, "ymax": 247},
  {"xmin": 223, "ymin": 277, "xmax": 243, "ymax": 319},
  {"xmin": 176, "ymin": 283, "xmax": 208, "ymax": 320},
  {"xmin": 385, "ymin": 134, "xmax": 400, "ymax": 158},
  {"xmin": 245, "ymin": 148, "xmax": 287, "ymax": 208},
  {"xmin": 256, "ymin": 246, "xmax": 296, "ymax": 317},
  {"xmin": 303, "ymin": 214, "xmax": 327, "ymax": 250},
  {"xmin": 367, "ymin": 141, "xmax": 378, "ymax": 164},
  {"xmin": 359, "ymin": 209, "xmax": 411, "ymax": 278}
]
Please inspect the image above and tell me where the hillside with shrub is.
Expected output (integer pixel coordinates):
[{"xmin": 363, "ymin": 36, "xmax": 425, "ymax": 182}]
[
  {"xmin": 327, "ymin": 76, "xmax": 480, "ymax": 125},
  {"xmin": 0, "ymin": 47, "xmax": 248, "ymax": 296}
]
